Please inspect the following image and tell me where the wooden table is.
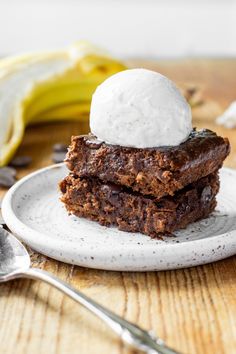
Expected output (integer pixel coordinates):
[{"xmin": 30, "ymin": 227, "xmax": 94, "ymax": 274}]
[{"xmin": 0, "ymin": 60, "xmax": 236, "ymax": 354}]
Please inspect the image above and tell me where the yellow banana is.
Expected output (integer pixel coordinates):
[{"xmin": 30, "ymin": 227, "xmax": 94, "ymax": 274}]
[
  {"xmin": 0, "ymin": 41, "xmax": 126, "ymax": 166},
  {"xmin": 32, "ymin": 102, "xmax": 90, "ymax": 124}
]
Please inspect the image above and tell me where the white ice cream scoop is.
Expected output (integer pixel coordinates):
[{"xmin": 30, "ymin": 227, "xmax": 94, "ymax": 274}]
[{"xmin": 90, "ymin": 68, "xmax": 192, "ymax": 148}]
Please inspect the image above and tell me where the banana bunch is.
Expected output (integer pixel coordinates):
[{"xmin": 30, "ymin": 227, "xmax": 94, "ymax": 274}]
[{"xmin": 0, "ymin": 41, "xmax": 126, "ymax": 166}]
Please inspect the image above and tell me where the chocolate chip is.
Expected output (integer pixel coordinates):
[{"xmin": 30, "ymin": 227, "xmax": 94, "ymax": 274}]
[
  {"xmin": 53, "ymin": 143, "xmax": 68, "ymax": 153},
  {"xmin": 101, "ymin": 183, "xmax": 122, "ymax": 195},
  {"xmin": 52, "ymin": 152, "xmax": 66, "ymax": 164},
  {"xmin": 109, "ymin": 183, "xmax": 123, "ymax": 195},
  {"xmin": 201, "ymin": 186, "xmax": 212, "ymax": 204},
  {"xmin": 0, "ymin": 169, "xmax": 16, "ymax": 188},
  {"xmin": 10, "ymin": 156, "xmax": 32, "ymax": 168}
]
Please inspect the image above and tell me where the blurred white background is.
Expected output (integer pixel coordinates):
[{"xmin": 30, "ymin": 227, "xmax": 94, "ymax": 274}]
[{"xmin": 0, "ymin": 0, "xmax": 235, "ymax": 58}]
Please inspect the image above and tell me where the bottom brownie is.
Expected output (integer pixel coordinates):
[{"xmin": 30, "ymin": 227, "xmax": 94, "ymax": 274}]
[{"xmin": 59, "ymin": 173, "xmax": 219, "ymax": 238}]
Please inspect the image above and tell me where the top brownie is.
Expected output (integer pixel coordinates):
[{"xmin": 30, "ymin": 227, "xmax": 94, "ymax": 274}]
[{"xmin": 65, "ymin": 129, "xmax": 230, "ymax": 199}]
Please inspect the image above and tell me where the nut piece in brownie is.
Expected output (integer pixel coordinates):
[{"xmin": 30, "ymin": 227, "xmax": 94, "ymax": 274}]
[
  {"xmin": 65, "ymin": 129, "xmax": 230, "ymax": 199},
  {"xmin": 60, "ymin": 173, "xmax": 219, "ymax": 238}
]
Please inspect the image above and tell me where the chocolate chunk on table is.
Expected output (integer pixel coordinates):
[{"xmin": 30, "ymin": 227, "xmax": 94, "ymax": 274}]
[
  {"xmin": 0, "ymin": 167, "xmax": 16, "ymax": 188},
  {"xmin": 53, "ymin": 143, "xmax": 68, "ymax": 153},
  {"xmin": 10, "ymin": 156, "xmax": 32, "ymax": 168}
]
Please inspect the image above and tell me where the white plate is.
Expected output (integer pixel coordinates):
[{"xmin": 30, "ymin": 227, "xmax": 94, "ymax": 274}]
[{"xmin": 2, "ymin": 164, "xmax": 236, "ymax": 271}]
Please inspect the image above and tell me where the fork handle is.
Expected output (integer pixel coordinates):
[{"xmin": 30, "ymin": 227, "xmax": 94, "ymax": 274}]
[{"xmin": 21, "ymin": 267, "xmax": 180, "ymax": 354}]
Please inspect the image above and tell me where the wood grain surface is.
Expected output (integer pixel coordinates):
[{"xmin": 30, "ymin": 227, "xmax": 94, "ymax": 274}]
[{"xmin": 0, "ymin": 59, "xmax": 236, "ymax": 354}]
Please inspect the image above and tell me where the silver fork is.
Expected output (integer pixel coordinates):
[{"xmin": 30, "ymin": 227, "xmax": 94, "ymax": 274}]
[{"xmin": 0, "ymin": 227, "xmax": 180, "ymax": 354}]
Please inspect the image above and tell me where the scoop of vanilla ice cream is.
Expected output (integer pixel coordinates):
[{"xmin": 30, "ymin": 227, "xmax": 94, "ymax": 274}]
[{"xmin": 90, "ymin": 68, "xmax": 192, "ymax": 148}]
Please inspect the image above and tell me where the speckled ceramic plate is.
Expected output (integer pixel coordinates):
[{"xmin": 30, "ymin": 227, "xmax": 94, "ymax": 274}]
[{"xmin": 2, "ymin": 164, "xmax": 236, "ymax": 271}]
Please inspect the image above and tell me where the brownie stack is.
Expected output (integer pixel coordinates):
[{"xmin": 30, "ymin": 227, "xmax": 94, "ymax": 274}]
[{"xmin": 60, "ymin": 129, "xmax": 230, "ymax": 237}]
